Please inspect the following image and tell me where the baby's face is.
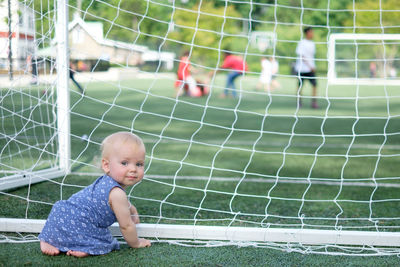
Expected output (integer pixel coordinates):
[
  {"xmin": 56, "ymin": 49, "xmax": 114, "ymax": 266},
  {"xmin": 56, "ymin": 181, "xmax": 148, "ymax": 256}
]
[{"xmin": 102, "ymin": 142, "xmax": 145, "ymax": 188}]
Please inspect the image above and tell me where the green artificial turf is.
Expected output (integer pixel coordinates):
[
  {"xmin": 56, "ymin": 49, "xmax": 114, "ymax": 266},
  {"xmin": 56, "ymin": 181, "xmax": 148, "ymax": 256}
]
[
  {"xmin": 1, "ymin": 242, "xmax": 400, "ymax": 266},
  {"xmin": 1, "ymin": 74, "xmax": 400, "ymax": 263}
]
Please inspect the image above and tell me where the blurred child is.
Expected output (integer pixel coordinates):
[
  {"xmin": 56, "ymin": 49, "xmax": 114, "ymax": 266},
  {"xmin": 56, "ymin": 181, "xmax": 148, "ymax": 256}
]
[
  {"xmin": 270, "ymin": 57, "xmax": 280, "ymax": 90},
  {"xmin": 175, "ymin": 51, "xmax": 209, "ymax": 97},
  {"xmin": 70, "ymin": 62, "xmax": 84, "ymax": 94},
  {"xmin": 257, "ymin": 57, "xmax": 273, "ymax": 91},
  {"xmin": 175, "ymin": 51, "xmax": 197, "ymax": 96},
  {"xmin": 370, "ymin": 62, "xmax": 377, "ymax": 78},
  {"xmin": 208, "ymin": 52, "xmax": 248, "ymax": 98},
  {"xmin": 39, "ymin": 132, "xmax": 151, "ymax": 257}
]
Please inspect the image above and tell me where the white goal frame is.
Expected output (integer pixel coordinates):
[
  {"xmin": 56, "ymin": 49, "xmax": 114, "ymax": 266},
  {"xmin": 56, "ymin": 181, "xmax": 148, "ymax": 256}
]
[
  {"xmin": 0, "ymin": 0, "xmax": 70, "ymax": 192},
  {"xmin": 328, "ymin": 33, "xmax": 400, "ymax": 86},
  {"xmin": 2, "ymin": 218, "xmax": 400, "ymax": 248},
  {"xmin": 1, "ymin": 2, "xmax": 400, "ymax": 252}
]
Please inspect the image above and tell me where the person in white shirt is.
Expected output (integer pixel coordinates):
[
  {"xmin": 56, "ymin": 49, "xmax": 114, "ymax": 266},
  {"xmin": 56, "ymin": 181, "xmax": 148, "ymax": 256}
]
[
  {"xmin": 257, "ymin": 56, "xmax": 280, "ymax": 92},
  {"xmin": 270, "ymin": 57, "xmax": 280, "ymax": 90},
  {"xmin": 295, "ymin": 27, "xmax": 318, "ymax": 108},
  {"xmin": 257, "ymin": 57, "xmax": 273, "ymax": 91}
]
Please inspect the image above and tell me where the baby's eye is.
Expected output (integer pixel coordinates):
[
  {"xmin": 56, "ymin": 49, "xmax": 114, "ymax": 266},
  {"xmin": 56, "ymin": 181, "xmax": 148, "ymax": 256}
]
[
  {"xmin": 136, "ymin": 162, "xmax": 144, "ymax": 167},
  {"xmin": 121, "ymin": 161, "xmax": 128, "ymax": 166}
]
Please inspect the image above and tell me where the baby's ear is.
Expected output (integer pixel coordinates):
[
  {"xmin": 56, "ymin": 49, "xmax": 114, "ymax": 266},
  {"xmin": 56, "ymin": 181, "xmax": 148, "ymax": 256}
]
[{"xmin": 101, "ymin": 158, "xmax": 110, "ymax": 173}]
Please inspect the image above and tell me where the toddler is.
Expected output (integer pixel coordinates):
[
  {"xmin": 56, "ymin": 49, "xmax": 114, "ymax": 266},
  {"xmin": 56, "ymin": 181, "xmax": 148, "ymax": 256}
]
[{"xmin": 39, "ymin": 131, "xmax": 151, "ymax": 257}]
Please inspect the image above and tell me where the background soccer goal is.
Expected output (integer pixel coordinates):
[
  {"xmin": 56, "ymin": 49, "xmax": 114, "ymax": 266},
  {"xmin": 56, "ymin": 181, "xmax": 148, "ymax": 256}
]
[
  {"xmin": 1, "ymin": 0, "xmax": 400, "ymax": 256},
  {"xmin": 328, "ymin": 33, "xmax": 400, "ymax": 85}
]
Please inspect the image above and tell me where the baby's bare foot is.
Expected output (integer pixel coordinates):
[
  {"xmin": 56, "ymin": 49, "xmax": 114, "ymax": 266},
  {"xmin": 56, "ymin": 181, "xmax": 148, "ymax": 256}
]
[
  {"xmin": 40, "ymin": 241, "xmax": 60, "ymax": 256},
  {"xmin": 66, "ymin": 250, "xmax": 89, "ymax": 258}
]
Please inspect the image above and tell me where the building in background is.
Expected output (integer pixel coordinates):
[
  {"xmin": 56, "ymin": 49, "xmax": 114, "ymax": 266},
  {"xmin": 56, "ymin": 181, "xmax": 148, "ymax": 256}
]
[
  {"xmin": 0, "ymin": 3, "xmax": 175, "ymax": 73},
  {"xmin": 0, "ymin": 0, "xmax": 36, "ymax": 72},
  {"xmin": 37, "ymin": 15, "xmax": 175, "ymax": 72}
]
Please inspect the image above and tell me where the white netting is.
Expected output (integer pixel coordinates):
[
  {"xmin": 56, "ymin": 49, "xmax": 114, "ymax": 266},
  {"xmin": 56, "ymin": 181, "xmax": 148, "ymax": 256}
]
[{"xmin": 1, "ymin": 0, "xmax": 400, "ymax": 256}]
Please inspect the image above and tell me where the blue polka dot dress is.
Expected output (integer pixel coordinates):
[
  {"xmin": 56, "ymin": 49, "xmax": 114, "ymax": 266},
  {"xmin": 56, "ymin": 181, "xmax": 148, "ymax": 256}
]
[{"xmin": 39, "ymin": 175, "xmax": 123, "ymax": 255}]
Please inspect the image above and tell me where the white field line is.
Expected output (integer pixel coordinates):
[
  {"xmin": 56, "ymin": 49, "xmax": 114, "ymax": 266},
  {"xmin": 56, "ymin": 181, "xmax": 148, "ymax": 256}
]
[
  {"xmin": 162, "ymin": 140, "xmax": 400, "ymax": 150},
  {"xmin": 70, "ymin": 172, "xmax": 400, "ymax": 188},
  {"xmin": 143, "ymin": 139, "xmax": 400, "ymax": 150},
  {"xmin": 5, "ymin": 135, "xmax": 400, "ymax": 150}
]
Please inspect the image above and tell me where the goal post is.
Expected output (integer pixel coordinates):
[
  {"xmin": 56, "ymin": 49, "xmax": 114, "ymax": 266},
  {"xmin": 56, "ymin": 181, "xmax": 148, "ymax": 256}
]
[
  {"xmin": 1, "ymin": 0, "xmax": 400, "ymax": 256},
  {"xmin": 328, "ymin": 33, "xmax": 400, "ymax": 85},
  {"xmin": 0, "ymin": 0, "xmax": 70, "ymax": 192},
  {"xmin": 56, "ymin": 0, "xmax": 71, "ymax": 174}
]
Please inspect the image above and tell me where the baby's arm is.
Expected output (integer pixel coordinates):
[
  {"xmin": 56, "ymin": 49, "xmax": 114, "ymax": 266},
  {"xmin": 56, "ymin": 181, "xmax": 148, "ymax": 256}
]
[
  {"xmin": 109, "ymin": 187, "xmax": 151, "ymax": 248},
  {"xmin": 129, "ymin": 204, "xmax": 140, "ymax": 224}
]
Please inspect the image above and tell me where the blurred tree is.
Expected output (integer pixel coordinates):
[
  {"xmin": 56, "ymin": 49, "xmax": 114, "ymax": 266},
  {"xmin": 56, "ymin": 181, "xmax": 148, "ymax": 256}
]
[
  {"xmin": 214, "ymin": 0, "xmax": 270, "ymax": 32},
  {"xmin": 343, "ymin": 0, "xmax": 400, "ymax": 33},
  {"xmin": 169, "ymin": 2, "xmax": 241, "ymax": 68},
  {"xmin": 31, "ymin": 0, "xmax": 398, "ymax": 75},
  {"xmin": 135, "ymin": 1, "xmax": 175, "ymax": 49},
  {"xmin": 79, "ymin": 0, "xmax": 146, "ymax": 43},
  {"xmin": 32, "ymin": 0, "xmax": 55, "ymax": 46}
]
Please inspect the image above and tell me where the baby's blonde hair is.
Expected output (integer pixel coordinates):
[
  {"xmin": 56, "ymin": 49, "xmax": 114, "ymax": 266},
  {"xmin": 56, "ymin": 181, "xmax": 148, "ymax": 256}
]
[{"xmin": 101, "ymin": 131, "xmax": 145, "ymax": 159}]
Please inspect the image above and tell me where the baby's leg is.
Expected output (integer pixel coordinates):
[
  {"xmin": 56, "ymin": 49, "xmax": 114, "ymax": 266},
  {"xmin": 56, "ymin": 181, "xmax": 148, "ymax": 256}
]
[
  {"xmin": 66, "ymin": 250, "xmax": 89, "ymax": 258},
  {"xmin": 40, "ymin": 241, "xmax": 60, "ymax": 256}
]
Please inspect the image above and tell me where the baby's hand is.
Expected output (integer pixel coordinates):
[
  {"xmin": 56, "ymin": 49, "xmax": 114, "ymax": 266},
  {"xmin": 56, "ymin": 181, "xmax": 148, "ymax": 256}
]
[{"xmin": 138, "ymin": 238, "xmax": 151, "ymax": 248}]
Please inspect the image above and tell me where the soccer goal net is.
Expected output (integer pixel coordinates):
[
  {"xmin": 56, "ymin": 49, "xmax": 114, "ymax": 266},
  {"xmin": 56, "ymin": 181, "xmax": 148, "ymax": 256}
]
[{"xmin": 1, "ymin": 0, "xmax": 400, "ymax": 256}]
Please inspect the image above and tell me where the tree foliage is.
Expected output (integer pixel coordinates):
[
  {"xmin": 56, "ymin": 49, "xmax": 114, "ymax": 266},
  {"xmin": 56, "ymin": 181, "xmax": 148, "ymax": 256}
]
[
  {"xmin": 343, "ymin": 0, "xmax": 400, "ymax": 33},
  {"xmin": 28, "ymin": 0, "xmax": 400, "ymax": 73},
  {"xmin": 169, "ymin": 2, "xmax": 240, "ymax": 67}
]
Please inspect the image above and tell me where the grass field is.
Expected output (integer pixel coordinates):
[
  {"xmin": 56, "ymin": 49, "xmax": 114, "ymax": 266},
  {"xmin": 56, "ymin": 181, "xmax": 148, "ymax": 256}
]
[
  {"xmin": 2, "ymin": 242, "xmax": 400, "ymax": 266},
  {"xmin": 1, "ymin": 73, "xmax": 400, "ymax": 264}
]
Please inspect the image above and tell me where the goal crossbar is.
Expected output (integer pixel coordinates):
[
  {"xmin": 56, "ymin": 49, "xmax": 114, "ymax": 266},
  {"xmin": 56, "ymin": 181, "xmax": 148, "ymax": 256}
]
[{"xmin": 1, "ymin": 218, "xmax": 399, "ymax": 247}]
